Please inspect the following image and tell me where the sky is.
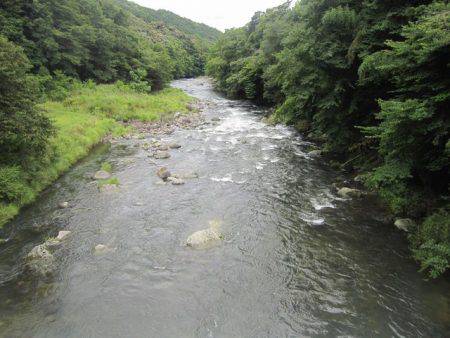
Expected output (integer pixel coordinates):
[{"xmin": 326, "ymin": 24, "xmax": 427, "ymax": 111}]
[{"xmin": 131, "ymin": 0, "xmax": 289, "ymax": 31}]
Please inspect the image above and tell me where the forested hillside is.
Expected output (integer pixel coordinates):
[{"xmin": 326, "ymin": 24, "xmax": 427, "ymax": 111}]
[
  {"xmin": 0, "ymin": 0, "xmax": 220, "ymax": 228},
  {"xmin": 115, "ymin": 0, "xmax": 222, "ymax": 43},
  {"xmin": 207, "ymin": 0, "xmax": 450, "ymax": 277},
  {"xmin": 0, "ymin": 0, "xmax": 220, "ymax": 87}
]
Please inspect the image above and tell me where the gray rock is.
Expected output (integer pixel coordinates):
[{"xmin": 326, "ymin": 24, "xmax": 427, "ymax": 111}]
[
  {"xmin": 394, "ymin": 218, "xmax": 415, "ymax": 232},
  {"xmin": 170, "ymin": 178, "xmax": 185, "ymax": 186},
  {"xmin": 211, "ymin": 117, "xmax": 221, "ymax": 122},
  {"xmin": 168, "ymin": 142, "xmax": 182, "ymax": 149},
  {"xmin": 156, "ymin": 167, "xmax": 171, "ymax": 181},
  {"xmin": 58, "ymin": 202, "xmax": 69, "ymax": 209},
  {"xmin": 354, "ymin": 175, "xmax": 364, "ymax": 183},
  {"xmin": 25, "ymin": 244, "xmax": 55, "ymax": 277},
  {"xmin": 154, "ymin": 151, "xmax": 171, "ymax": 159},
  {"xmin": 94, "ymin": 244, "xmax": 109, "ymax": 255},
  {"xmin": 157, "ymin": 144, "xmax": 170, "ymax": 151},
  {"xmin": 56, "ymin": 231, "xmax": 71, "ymax": 241},
  {"xmin": 93, "ymin": 170, "xmax": 111, "ymax": 180},
  {"xmin": 186, "ymin": 220, "xmax": 222, "ymax": 248},
  {"xmin": 337, "ymin": 187, "xmax": 363, "ymax": 199},
  {"xmin": 308, "ymin": 150, "xmax": 322, "ymax": 156}
]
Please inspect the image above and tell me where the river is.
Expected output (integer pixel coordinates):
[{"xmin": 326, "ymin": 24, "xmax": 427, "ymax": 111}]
[{"xmin": 0, "ymin": 78, "xmax": 449, "ymax": 337}]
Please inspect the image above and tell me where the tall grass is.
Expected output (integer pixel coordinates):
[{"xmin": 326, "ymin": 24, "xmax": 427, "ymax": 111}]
[{"xmin": 0, "ymin": 83, "xmax": 193, "ymax": 227}]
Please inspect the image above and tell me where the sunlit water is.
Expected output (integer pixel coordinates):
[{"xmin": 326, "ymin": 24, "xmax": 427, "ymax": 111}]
[{"xmin": 0, "ymin": 78, "xmax": 449, "ymax": 337}]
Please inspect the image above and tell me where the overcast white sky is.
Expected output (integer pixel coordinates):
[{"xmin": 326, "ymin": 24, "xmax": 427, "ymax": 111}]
[{"xmin": 131, "ymin": 0, "xmax": 288, "ymax": 31}]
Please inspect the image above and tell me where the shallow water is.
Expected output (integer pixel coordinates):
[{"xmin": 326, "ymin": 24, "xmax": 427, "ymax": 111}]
[{"xmin": 0, "ymin": 78, "xmax": 449, "ymax": 337}]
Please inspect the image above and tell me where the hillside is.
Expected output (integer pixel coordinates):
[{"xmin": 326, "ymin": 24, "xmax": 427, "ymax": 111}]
[
  {"xmin": 0, "ymin": 0, "xmax": 221, "ymax": 87},
  {"xmin": 116, "ymin": 0, "xmax": 222, "ymax": 43}
]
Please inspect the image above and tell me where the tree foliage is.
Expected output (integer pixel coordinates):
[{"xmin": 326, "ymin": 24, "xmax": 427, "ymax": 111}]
[{"xmin": 207, "ymin": 0, "xmax": 449, "ymax": 277}]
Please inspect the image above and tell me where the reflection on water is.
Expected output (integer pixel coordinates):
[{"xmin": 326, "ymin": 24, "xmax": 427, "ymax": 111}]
[{"xmin": 0, "ymin": 78, "xmax": 449, "ymax": 337}]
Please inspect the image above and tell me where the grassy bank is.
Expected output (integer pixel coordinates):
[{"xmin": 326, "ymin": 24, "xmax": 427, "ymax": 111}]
[{"xmin": 0, "ymin": 83, "xmax": 193, "ymax": 228}]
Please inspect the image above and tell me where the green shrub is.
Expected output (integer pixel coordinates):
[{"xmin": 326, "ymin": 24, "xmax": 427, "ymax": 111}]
[
  {"xmin": 101, "ymin": 162, "xmax": 113, "ymax": 173},
  {"xmin": 413, "ymin": 208, "xmax": 450, "ymax": 278}
]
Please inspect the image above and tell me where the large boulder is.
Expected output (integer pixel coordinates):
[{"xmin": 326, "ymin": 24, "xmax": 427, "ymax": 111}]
[
  {"xmin": 186, "ymin": 221, "xmax": 222, "ymax": 249},
  {"xmin": 337, "ymin": 187, "xmax": 363, "ymax": 199},
  {"xmin": 394, "ymin": 218, "xmax": 415, "ymax": 232},
  {"xmin": 25, "ymin": 244, "xmax": 55, "ymax": 278}
]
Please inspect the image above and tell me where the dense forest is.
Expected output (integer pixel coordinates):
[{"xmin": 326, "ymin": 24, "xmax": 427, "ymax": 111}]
[
  {"xmin": 0, "ymin": 0, "xmax": 220, "ymax": 228},
  {"xmin": 207, "ymin": 0, "xmax": 449, "ymax": 277}
]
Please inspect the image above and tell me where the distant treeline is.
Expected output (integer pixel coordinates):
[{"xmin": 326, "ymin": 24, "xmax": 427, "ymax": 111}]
[{"xmin": 206, "ymin": 1, "xmax": 449, "ymax": 277}]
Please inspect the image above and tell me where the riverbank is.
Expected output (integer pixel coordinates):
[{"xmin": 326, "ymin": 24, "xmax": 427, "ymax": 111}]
[{"xmin": 0, "ymin": 83, "xmax": 194, "ymax": 228}]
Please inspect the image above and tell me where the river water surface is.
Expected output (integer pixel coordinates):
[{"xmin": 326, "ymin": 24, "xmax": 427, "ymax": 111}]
[{"xmin": 0, "ymin": 78, "xmax": 449, "ymax": 337}]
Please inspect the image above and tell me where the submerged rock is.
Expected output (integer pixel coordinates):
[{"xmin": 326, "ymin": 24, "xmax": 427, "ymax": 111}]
[
  {"xmin": 25, "ymin": 244, "xmax": 55, "ymax": 278},
  {"xmin": 93, "ymin": 170, "xmax": 111, "ymax": 180},
  {"xmin": 172, "ymin": 172, "xmax": 199, "ymax": 180},
  {"xmin": 211, "ymin": 117, "xmax": 221, "ymax": 122},
  {"xmin": 186, "ymin": 220, "xmax": 222, "ymax": 248},
  {"xmin": 154, "ymin": 151, "xmax": 171, "ymax": 159},
  {"xmin": 99, "ymin": 184, "xmax": 119, "ymax": 193},
  {"xmin": 394, "ymin": 218, "xmax": 415, "ymax": 232},
  {"xmin": 156, "ymin": 167, "xmax": 171, "ymax": 181},
  {"xmin": 337, "ymin": 187, "xmax": 363, "ymax": 199}
]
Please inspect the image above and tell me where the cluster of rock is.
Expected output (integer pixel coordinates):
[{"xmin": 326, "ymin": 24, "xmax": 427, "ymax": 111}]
[
  {"xmin": 156, "ymin": 167, "xmax": 199, "ymax": 186},
  {"xmin": 24, "ymin": 230, "xmax": 71, "ymax": 278},
  {"xmin": 122, "ymin": 110, "xmax": 205, "ymax": 136}
]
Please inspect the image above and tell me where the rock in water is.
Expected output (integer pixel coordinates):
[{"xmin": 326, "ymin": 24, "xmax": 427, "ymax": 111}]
[
  {"xmin": 170, "ymin": 178, "xmax": 185, "ymax": 186},
  {"xmin": 308, "ymin": 150, "xmax": 322, "ymax": 156},
  {"xmin": 94, "ymin": 244, "xmax": 109, "ymax": 255},
  {"xmin": 394, "ymin": 218, "xmax": 415, "ymax": 232},
  {"xmin": 168, "ymin": 142, "xmax": 181, "ymax": 149},
  {"xmin": 157, "ymin": 167, "xmax": 171, "ymax": 181},
  {"xmin": 186, "ymin": 220, "xmax": 222, "ymax": 248},
  {"xmin": 56, "ymin": 231, "xmax": 71, "ymax": 241},
  {"xmin": 172, "ymin": 172, "xmax": 199, "ymax": 180},
  {"xmin": 154, "ymin": 151, "xmax": 171, "ymax": 159},
  {"xmin": 25, "ymin": 244, "xmax": 55, "ymax": 277},
  {"xmin": 337, "ymin": 187, "xmax": 363, "ymax": 198},
  {"xmin": 58, "ymin": 202, "xmax": 69, "ymax": 209},
  {"xmin": 93, "ymin": 170, "xmax": 111, "ymax": 180}
]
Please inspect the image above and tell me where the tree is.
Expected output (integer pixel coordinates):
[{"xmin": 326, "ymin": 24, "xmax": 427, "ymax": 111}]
[{"xmin": 0, "ymin": 36, "xmax": 53, "ymax": 166}]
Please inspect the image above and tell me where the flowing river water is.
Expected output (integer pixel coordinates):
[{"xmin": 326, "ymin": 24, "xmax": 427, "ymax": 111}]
[{"xmin": 0, "ymin": 78, "xmax": 449, "ymax": 337}]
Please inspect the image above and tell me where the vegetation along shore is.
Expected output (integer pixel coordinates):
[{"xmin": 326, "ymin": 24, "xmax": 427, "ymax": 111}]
[{"xmin": 206, "ymin": 0, "xmax": 449, "ymax": 277}]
